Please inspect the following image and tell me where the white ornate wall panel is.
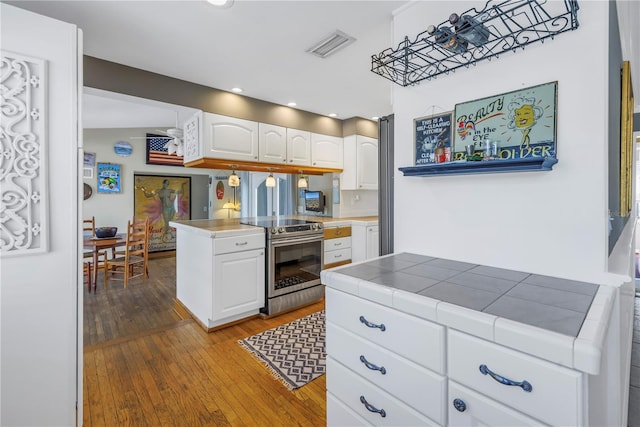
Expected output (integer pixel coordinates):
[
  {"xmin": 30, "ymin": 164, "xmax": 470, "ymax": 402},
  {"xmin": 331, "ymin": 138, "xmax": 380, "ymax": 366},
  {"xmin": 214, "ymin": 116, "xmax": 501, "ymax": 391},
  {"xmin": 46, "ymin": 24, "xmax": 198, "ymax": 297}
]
[
  {"xmin": 0, "ymin": 51, "xmax": 48, "ymax": 256},
  {"xmin": 183, "ymin": 110, "xmax": 201, "ymax": 163}
]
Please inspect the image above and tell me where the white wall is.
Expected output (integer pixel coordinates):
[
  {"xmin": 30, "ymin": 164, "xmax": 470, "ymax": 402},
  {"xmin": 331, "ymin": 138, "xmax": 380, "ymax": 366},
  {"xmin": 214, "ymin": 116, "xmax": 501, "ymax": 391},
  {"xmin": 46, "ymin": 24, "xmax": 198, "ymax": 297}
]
[
  {"xmin": 83, "ymin": 128, "xmax": 213, "ymax": 232},
  {"xmin": 1, "ymin": 4, "xmax": 79, "ymax": 425},
  {"xmin": 392, "ymin": 1, "xmax": 610, "ymax": 282}
]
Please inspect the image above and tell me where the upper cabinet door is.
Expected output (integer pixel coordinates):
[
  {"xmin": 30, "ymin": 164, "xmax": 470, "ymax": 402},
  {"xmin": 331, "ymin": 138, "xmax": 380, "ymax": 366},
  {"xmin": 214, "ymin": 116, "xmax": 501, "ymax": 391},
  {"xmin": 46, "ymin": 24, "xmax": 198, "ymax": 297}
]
[
  {"xmin": 203, "ymin": 113, "xmax": 259, "ymax": 162},
  {"xmin": 286, "ymin": 128, "xmax": 311, "ymax": 166},
  {"xmin": 311, "ymin": 133, "xmax": 343, "ymax": 169},
  {"xmin": 357, "ymin": 136, "xmax": 378, "ymax": 190},
  {"xmin": 183, "ymin": 110, "xmax": 203, "ymax": 164},
  {"xmin": 258, "ymin": 123, "xmax": 287, "ymax": 164}
]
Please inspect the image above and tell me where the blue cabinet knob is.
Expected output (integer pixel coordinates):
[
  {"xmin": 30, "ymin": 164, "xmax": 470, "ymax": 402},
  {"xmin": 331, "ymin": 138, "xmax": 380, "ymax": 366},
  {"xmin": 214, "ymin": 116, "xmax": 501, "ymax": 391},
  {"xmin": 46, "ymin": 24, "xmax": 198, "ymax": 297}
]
[{"xmin": 453, "ymin": 398, "xmax": 466, "ymax": 412}]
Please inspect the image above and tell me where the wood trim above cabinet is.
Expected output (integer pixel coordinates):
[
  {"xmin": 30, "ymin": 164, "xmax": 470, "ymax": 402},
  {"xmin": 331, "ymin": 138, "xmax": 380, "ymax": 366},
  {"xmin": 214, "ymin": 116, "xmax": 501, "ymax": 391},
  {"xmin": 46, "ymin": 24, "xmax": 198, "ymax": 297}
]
[
  {"xmin": 324, "ymin": 226, "xmax": 352, "ymax": 239},
  {"xmin": 184, "ymin": 157, "xmax": 342, "ymax": 175}
]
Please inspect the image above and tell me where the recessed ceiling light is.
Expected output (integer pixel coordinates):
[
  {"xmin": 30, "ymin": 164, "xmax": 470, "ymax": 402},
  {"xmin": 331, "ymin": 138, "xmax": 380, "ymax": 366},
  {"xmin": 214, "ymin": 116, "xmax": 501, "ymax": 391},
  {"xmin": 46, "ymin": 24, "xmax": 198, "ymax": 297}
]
[
  {"xmin": 287, "ymin": 102, "xmax": 297, "ymax": 107},
  {"xmin": 206, "ymin": 0, "xmax": 234, "ymax": 8},
  {"xmin": 231, "ymin": 87, "xmax": 243, "ymax": 93},
  {"xmin": 371, "ymin": 116, "xmax": 379, "ymax": 121},
  {"xmin": 328, "ymin": 113, "xmax": 337, "ymax": 117}
]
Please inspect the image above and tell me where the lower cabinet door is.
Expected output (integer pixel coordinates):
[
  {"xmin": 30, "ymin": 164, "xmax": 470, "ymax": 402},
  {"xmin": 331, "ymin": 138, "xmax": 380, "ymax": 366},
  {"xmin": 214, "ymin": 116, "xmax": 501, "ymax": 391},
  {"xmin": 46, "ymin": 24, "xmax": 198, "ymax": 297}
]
[
  {"xmin": 327, "ymin": 357, "xmax": 439, "ymax": 426},
  {"xmin": 448, "ymin": 381, "xmax": 546, "ymax": 427},
  {"xmin": 212, "ymin": 248, "xmax": 265, "ymax": 321}
]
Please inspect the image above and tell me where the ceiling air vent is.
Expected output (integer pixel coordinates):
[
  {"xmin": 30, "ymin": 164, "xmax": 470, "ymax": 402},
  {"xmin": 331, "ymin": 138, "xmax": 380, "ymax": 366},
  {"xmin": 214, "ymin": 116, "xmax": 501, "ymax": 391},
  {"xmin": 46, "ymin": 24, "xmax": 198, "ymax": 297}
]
[{"xmin": 307, "ymin": 30, "xmax": 356, "ymax": 58}]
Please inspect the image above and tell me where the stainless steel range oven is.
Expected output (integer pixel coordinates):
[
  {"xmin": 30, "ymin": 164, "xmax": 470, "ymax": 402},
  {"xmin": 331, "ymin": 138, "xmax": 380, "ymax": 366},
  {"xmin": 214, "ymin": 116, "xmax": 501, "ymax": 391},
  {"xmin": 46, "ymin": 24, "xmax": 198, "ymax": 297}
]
[{"xmin": 240, "ymin": 218, "xmax": 324, "ymax": 315}]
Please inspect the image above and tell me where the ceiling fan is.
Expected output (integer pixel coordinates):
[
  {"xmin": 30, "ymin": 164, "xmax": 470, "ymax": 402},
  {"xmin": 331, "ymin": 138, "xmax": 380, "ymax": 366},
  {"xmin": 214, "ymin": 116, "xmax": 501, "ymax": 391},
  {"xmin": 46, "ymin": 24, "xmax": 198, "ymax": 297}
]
[
  {"xmin": 155, "ymin": 127, "xmax": 184, "ymax": 156},
  {"xmin": 130, "ymin": 113, "xmax": 184, "ymax": 156}
]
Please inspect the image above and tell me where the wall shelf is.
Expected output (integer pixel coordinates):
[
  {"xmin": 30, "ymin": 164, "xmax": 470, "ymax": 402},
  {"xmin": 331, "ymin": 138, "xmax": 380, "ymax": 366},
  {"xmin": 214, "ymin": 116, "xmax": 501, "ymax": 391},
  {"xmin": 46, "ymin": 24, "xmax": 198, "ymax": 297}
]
[
  {"xmin": 398, "ymin": 157, "xmax": 558, "ymax": 177},
  {"xmin": 371, "ymin": 0, "xmax": 579, "ymax": 86}
]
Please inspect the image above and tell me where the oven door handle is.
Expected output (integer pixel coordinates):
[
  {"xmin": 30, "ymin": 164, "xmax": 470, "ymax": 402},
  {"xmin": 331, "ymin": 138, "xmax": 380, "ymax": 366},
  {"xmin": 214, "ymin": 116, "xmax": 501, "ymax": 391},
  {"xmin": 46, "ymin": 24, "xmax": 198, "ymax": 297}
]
[{"xmin": 269, "ymin": 235, "xmax": 323, "ymax": 247}]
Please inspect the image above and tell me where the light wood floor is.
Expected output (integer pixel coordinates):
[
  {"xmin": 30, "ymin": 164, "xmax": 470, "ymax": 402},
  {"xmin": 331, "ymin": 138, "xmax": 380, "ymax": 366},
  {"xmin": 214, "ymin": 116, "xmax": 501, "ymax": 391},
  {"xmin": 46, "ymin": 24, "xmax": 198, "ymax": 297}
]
[{"xmin": 83, "ymin": 255, "xmax": 326, "ymax": 426}]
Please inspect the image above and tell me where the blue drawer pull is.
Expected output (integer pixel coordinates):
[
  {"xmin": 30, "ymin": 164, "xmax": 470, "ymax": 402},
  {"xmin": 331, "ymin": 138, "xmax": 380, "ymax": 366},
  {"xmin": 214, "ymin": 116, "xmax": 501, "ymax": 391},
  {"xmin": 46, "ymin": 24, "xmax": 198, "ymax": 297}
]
[
  {"xmin": 359, "ymin": 355, "xmax": 387, "ymax": 375},
  {"xmin": 453, "ymin": 398, "xmax": 466, "ymax": 412},
  {"xmin": 359, "ymin": 395, "xmax": 386, "ymax": 418},
  {"xmin": 479, "ymin": 364, "xmax": 533, "ymax": 392},
  {"xmin": 359, "ymin": 315, "xmax": 386, "ymax": 331}
]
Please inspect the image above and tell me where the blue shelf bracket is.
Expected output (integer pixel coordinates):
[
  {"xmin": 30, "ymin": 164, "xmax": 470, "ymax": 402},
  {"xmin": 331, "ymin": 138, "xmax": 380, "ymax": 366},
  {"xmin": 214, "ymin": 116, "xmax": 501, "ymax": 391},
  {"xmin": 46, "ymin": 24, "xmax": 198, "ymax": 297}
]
[{"xmin": 398, "ymin": 157, "xmax": 558, "ymax": 177}]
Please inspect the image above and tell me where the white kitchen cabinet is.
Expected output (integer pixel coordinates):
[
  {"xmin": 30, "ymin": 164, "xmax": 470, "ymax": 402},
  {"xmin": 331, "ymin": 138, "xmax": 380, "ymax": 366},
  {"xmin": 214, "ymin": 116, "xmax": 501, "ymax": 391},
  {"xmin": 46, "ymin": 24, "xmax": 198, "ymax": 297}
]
[
  {"xmin": 324, "ymin": 225, "xmax": 352, "ymax": 269},
  {"xmin": 212, "ymin": 236, "xmax": 265, "ymax": 322},
  {"xmin": 311, "ymin": 133, "xmax": 343, "ymax": 169},
  {"xmin": 287, "ymin": 128, "xmax": 312, "ymax": 166},
  {"xmin": 202, "ymin": 112, "xmax": 259, "ymax": 162},
  {"xmin": 325, "ymin": 286, "xmax": 572, "ymax": 427},
  {"xmin": 174, "ymin": 224, "xmax": 265, "ymax": 330},
  {"xmin": 258, "ymin": 123, "xmax": 287, "ymax": 164},
  {"xmin": 322, "ymin": 254, "xmax": 621, "ymax": 426},
  {"xmin": 342, "ymin": 135, "xmax": 378, "ymax": 190},
  {"xmin": 352, "ymin": 223, "xmax": 379, "ymax": 263},
  {"xmin": 259, "ymin": 125, "xmax": 312, "ymax": 166}
]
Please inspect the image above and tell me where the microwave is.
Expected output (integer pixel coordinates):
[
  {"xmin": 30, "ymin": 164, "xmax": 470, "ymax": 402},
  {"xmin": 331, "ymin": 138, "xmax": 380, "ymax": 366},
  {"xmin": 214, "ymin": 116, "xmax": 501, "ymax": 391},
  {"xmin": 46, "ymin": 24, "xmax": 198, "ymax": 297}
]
[{"xmin": 304, "ymin": 190, "xmax": 325, "ymax": 212}]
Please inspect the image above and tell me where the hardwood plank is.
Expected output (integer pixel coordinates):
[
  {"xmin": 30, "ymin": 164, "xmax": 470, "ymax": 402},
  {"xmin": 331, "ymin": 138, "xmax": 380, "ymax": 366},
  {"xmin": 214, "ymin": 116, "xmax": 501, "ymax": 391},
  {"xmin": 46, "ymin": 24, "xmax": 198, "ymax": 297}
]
[{"xmin": 83, "ymin": 256, "xmax": 326, "ymax": 427}]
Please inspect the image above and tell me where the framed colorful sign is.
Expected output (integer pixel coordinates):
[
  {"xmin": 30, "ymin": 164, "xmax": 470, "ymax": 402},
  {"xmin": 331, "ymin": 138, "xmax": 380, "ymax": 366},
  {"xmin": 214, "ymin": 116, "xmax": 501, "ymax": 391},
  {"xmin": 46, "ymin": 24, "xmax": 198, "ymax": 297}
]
[
  {"xmin": 133, "ymin": 174, "xmax": 191, "ymax": 252},
  {"xmin": 97, "ymin": 163, "xmax": 121, "ymax": 193},
  {"xmin": 146, "ymin": 133, "xmax": 183, "ymax": 166},
  {"xmin": 414, "ymin": 112, "xmax": 453, "ymax": 165},
  {"xmin": 452, "ymin": 81, "xmax": 558, "ymax": 161}
]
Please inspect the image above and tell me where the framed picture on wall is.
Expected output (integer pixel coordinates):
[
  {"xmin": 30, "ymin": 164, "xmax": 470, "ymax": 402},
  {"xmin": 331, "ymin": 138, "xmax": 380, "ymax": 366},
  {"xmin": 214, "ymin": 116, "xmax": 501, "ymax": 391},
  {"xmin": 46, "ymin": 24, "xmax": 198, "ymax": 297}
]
[
  {"xmin": 619, "ymin": 61, "xmax": 634, "ymax": 217},
  {"xmin": 146, "ymin": 133, "xmax": 184, "ymax": 166},
  {"xmin": 97, "ymin": 163, "xmax": 121, "ymax": 193},
  {"xmin": 414, "ymin": 111, "xmax": 453, "ymax": 165},
  {"xmin": 452, "ymin": 81, "xmax": 558, "ymax": 161},
  {"xmin": 133, "ymin": 174, "xmax": 191, "ymax": 252}
]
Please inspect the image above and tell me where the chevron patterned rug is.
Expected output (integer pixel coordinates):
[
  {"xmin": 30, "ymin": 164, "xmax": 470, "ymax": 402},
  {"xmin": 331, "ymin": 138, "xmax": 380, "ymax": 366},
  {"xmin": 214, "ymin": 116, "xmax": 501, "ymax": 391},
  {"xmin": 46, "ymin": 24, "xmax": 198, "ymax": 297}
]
[{"xmin": 238, "ymin": 310, "xmax": 325, "ymax": 390}]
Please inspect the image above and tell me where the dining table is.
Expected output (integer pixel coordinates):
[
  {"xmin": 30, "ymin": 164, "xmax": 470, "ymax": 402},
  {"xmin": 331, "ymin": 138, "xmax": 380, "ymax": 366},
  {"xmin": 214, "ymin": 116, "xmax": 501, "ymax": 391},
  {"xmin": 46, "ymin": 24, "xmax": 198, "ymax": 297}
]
[{"xmin": 83, "ymin": 233, "xmax": 127, "ymax": 291}]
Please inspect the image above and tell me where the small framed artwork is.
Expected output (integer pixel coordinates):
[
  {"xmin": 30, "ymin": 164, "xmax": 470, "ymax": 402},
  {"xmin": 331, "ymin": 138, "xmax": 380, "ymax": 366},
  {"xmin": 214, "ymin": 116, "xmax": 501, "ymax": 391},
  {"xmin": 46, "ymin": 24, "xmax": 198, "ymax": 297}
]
[
  {"xmin": 83, "ymin": 151, "xmax": 96, "ymax": 167},
  {"xmin": 414, "ymin": 111, "xmax": 453, "ymax": 165},
  {"xmin": 83, "ymin": 167, "xmax": 93, "ymax": 179},
  {"xmin": 453, "ymin": 81, "xmax": 558, "ymax": 161},
  {"xmin": 97, "ymin": 163, "xmax": 121, "ymax": 193}
]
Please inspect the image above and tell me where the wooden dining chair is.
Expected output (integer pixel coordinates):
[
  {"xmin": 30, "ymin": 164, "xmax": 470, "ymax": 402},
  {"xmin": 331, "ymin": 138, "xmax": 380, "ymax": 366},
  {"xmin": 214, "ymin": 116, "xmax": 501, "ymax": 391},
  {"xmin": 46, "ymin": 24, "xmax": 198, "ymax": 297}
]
[
  {"xmin": 104, "ymin": 217, "xmax": 150, "ymax": 288},
  {"xmin": 83, "ymin": 216, "xmax": 95, "ymax": 237},
  {"xmin": 83, "ymin": 250, "xmax": 107, "ymax": 292},
  {"xmin": 83, "ymin": 216, "xmax": 105, "ymax": 291}
]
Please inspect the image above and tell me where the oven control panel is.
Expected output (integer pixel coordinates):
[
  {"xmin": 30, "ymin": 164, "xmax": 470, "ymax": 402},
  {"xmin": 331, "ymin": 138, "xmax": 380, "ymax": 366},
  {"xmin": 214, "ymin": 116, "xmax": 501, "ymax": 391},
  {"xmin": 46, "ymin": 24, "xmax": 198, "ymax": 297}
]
[{"xmin": 269, "ymin": 222, "xmax": 323, "ymax": 236}]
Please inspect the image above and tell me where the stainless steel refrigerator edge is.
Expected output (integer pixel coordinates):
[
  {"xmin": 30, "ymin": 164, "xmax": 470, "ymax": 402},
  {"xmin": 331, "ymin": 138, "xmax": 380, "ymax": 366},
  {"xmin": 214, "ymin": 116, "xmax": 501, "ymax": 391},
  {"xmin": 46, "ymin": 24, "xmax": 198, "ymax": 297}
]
[{"xmin": 378, "ymin": 114, "xmax": 394, "ymax": 256}]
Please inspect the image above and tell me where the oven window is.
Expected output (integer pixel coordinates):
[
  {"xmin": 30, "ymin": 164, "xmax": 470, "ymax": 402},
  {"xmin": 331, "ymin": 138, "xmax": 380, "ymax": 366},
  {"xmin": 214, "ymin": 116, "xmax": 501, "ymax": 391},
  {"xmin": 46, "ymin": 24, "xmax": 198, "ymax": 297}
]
[{"xmin": 273, "ymin": 240, "xmax": 321, "ymax": 290}]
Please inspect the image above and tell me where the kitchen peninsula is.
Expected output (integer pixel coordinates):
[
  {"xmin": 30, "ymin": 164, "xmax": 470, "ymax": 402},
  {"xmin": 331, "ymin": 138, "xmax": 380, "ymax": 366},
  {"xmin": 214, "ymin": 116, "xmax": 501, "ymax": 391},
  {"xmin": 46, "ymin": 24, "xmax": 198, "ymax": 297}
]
[
  {"xmin": 321, "ymin": 253, "xmax": 620, "ymax": 426},
  {"xmin": 170, "ymin": 216, "xmax": 378, "ymax": 331}
]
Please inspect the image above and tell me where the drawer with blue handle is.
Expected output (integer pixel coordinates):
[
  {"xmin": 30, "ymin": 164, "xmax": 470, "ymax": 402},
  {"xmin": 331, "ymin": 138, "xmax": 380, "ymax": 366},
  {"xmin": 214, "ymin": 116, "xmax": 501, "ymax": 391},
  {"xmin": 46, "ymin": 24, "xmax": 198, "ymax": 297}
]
[
  {"xmin": 448, "ymin": 330, "xmax": 582, "ymax": 426},
  {"xmin": 326, "ymin": 287, "xmax": 445, "ymax": 373}
]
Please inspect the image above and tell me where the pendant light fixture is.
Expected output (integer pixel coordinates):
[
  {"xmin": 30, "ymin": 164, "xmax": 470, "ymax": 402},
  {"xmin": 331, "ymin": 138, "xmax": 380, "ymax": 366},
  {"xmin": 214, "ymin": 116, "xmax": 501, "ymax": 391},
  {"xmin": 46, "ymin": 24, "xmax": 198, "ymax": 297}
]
[
  {"xmin": 265, "ymin": 171, "xmax": 276, "ymax": 188},
  {"xmin": 297, "ymin": 173, "xmax": 308, "ymax": 188},
  {"xmin": 228, "ymin": 170, "xmax": 240, "ymax": 187}
]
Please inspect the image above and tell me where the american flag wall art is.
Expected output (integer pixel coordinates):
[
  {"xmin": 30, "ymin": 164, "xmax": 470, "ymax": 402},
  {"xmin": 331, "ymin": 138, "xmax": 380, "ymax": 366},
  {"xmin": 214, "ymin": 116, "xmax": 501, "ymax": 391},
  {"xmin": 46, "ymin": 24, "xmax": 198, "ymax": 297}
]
[{"xmin": 146, "ymin": 133, "xmax": 183, "ymax": 166}]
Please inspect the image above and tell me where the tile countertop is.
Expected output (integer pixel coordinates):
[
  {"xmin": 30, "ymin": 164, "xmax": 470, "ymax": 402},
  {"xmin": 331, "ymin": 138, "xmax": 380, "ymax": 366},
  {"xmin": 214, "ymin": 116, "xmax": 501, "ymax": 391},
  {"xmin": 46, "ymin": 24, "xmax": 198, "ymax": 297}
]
[{"xmin": 320, "ymin": 252, "xmax": 615, "ymax": 375}]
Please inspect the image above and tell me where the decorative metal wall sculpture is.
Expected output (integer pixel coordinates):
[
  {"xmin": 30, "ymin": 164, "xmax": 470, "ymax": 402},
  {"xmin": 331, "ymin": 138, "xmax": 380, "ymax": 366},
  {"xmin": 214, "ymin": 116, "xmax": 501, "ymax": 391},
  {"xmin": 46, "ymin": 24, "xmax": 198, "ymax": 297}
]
[
  {"xmin": 371, "ymin": 0, "xmax": 580, "ymax": 86},
  {"xmin": 0, "ymin": 52, "xmax": 49, "ymax": 256}
]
